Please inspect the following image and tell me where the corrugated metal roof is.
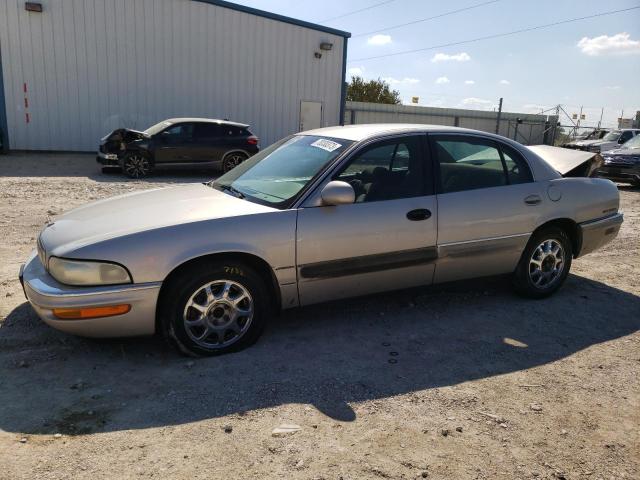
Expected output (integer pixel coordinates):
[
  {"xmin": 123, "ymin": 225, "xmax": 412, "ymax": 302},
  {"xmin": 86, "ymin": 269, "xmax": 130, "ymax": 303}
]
[{"xmin": 192, "ymin": 0, "xmax": 351, "ymax": 37}]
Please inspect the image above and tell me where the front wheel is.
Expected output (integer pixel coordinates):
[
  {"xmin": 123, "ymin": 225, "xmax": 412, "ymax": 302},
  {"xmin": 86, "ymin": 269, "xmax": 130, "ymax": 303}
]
[
  {"xmin": 159, "ymin": 261, "xmax": 270, "ymax": 356},
  {"xmin": 222, "ymin": 152, "xmax": 248, "ymax": 173},
  {"xmin": 123, "ymin": 152, "xmax": 153, "ymax": 178},
  {"xmin": 513, "ymin": 227, "xmax": 572, "ymax": 299}
]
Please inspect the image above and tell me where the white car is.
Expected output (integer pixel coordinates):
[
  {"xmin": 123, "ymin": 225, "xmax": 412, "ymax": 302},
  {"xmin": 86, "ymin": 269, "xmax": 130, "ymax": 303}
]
[{"xmin": 587, "ymin": 129, "xmax": 640, "ymax": 154}]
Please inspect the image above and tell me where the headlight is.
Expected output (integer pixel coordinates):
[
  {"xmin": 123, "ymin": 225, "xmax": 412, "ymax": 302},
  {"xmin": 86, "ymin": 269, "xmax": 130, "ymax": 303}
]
[{"xmin": 48, "ymin": 257, "xmax": 132, "ymax": 286}]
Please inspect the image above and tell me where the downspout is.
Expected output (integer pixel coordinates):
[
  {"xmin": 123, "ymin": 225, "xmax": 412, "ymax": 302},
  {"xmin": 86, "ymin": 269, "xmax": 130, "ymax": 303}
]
[
  {"xmin": 0, "ymin": 47, "xmax": 9, "ymax": 153},
  {"xmin": 339, "ymin": 36, "xmax": 349, "ymax": 127}
]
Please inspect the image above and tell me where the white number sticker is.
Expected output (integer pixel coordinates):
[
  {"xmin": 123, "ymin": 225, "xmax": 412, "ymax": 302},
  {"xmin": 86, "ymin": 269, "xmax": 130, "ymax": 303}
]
[{"xmin": 310, "ymin": 139, "xmax": 342, "ymax": 152}]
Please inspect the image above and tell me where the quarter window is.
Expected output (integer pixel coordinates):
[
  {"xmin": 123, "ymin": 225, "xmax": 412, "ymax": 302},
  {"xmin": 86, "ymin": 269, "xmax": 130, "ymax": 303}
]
[
  {"xmin": 432, "ymin": 136, "xmax": 532, "ymax": 193},
  {"xmin": 335, "ymin": 136, "xmax": 425, "ymax": 203}
]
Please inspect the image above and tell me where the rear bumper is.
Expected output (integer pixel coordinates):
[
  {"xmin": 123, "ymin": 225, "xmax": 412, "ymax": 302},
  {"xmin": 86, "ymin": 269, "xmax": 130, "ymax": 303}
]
[
  {"xmin": 577, "ymin": 213, "xmax": 623, "ymax": 258},
  {"xmin": 20, "ymin": 251, "xmax": 160, "ymax": 338}
]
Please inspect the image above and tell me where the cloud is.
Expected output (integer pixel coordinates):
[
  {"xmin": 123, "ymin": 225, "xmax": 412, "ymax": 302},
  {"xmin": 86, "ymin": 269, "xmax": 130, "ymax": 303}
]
[
  {"xmin": 461, "ymin": 97, "xmax": 497, "ymax": 110},
  {"xmin": 383, "ymin": 77, "xmax": 420, "ymax": 85},
  {"xmin": 464, "ymin": 80, "xmax": 475, "ymax": 85},
  {"xmin": 577, "ymin": 32, "xmax": 640, "ymax": 56},
  {"xmin": 367, "ymin": 34, "xmax": 392, "ymax": 46},
  {"xmin": 347, "ymin": 67, "xmax": 364, "ymax": 77},
  {"xmin": 604, "ymin": 85, "xmax": 621, "ymax": 90},
  {"xmin": 435, "ymin": 76, "xmax": 450, "ymax": 85},
  {"xmin": 431, "ymin": 52, "xmax": 471, "ymax": 63},
  {"xmin": 499, "ymin": 79, "xmax": 510, "ymax": 85},
  {"xmin": 523, "ymin": 104, "xmax": 549, "ymax": 113}
]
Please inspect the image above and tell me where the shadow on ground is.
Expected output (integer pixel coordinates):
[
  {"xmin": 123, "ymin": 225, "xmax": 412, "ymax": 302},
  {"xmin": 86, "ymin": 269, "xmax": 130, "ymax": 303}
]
[{"xmin": 1, "ymin": 273, "xmax": 638, "ymax": 435}]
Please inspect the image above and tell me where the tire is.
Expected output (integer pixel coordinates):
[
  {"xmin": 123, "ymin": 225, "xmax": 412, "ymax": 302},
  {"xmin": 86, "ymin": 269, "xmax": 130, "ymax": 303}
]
[
  {"xmin": 159, "ymin": 260, "xmax": 270, "ymax": 356},
  {"xmin": 222, "ymin": 152, "xmax": 248, "ymax": 173},
  {"xmin": 513, "ymin": 226, "xmax": 573, "ymax": 299},
  {"xmin": 123, "ymin": 152, "xmax": 153, "ymax": 178}
]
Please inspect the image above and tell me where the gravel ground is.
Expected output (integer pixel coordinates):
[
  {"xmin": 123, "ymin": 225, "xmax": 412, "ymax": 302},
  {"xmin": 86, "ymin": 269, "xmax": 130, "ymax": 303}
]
[{"xmin": 0, "ymin": 153, "xmax": 638, "ymax": 480}]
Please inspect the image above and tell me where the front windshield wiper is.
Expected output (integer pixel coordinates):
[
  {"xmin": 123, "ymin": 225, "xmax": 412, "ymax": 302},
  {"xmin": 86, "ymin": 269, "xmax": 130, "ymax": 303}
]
[{"xmin": 219, "ymin": 184, "xmax": 245, "ymax": 199}]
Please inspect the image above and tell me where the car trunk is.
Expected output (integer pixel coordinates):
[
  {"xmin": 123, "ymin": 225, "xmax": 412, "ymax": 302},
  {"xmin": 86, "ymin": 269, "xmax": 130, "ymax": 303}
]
[{"xmin": 526, "ymin": 145, "xmax": 603, "ymax": 178}]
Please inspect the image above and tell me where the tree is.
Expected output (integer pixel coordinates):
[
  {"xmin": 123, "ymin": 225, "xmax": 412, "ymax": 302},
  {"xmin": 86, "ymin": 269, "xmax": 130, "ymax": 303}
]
[{"xmin": 346, "ymin": 76, "xmax": 401, "ymax": 105}]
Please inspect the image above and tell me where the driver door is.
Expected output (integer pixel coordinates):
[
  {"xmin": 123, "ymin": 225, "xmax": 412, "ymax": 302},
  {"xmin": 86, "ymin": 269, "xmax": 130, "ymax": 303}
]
[{"xmin": 296, "ymin": 134, "xmax": 438, "ymax": 306}]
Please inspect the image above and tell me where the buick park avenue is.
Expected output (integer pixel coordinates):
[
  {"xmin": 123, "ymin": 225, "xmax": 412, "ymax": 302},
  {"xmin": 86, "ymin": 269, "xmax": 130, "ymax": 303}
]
[{"xmin": 21, "ymin": 125, "xmax": 623, "ymax": 356}]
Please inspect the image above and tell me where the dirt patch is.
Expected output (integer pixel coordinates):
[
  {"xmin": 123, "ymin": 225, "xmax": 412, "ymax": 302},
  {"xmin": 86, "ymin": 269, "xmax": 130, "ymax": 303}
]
[{"xmin": 0, "ymin": 153, "xmax": 638, "ymax": 479}]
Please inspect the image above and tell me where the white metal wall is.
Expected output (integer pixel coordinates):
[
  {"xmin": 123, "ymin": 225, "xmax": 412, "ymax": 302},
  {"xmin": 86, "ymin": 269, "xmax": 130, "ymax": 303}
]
[
  {"xmin": 345, "ymin": 101, "xmax": 559, "ymax": 145},
  {"xmin": 0, "ymin": 0, "xmax": 346, "ymax": 150}
]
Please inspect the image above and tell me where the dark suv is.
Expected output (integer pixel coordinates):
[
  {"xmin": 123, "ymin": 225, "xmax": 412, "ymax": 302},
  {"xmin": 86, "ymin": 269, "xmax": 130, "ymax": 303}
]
[{"xmin": 97, "ymin": 118, "xmax": 259, "ymax": 178}]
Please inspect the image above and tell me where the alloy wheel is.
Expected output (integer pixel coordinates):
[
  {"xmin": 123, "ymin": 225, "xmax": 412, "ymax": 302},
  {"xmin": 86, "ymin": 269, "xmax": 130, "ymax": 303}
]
[
  {"xmin": 124, "ymin": 155, "xmax": 150, "ymax": 178},
  {"xmin": 223, "ymin": 154, "xmax": 246, "ymax": 172},
  {"xmin": 182, "ymin": 280, "xmax": 254, "ymax": 349},
  {"xmin": 528, "ymin": 239, "xmax": 565, "ymax": 288}
]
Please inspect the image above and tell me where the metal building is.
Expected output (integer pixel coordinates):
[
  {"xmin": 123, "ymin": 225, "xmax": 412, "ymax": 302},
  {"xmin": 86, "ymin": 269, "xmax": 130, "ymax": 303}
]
[{"xmin": 0, "ymin": 0, "xmax": 350, "ymax": 151}]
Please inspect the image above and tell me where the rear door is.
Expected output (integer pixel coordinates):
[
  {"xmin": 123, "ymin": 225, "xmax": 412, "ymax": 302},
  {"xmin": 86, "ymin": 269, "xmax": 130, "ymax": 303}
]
[
  {"xmin": 296, "ymin": 134, "xmax": 438, "ymax": 305},
  {"xmin": 430, "ymin": 134, "xmax": 544, "ymax": 283},
  {"xmin": 191, "ymin": 122, "xmax": 224, "ymax": 162}
]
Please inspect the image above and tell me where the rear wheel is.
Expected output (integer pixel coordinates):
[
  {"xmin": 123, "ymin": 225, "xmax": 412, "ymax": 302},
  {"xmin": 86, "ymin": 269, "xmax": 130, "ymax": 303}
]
[
  {"xmin": 222, "ymin": 152, "xmax": 248, "ymax": 173},
  {"xmin": 159, "ymin": 261, "xmax": 270, "ymax": 356},
  {"xmin": 513, "ymin": 227, "xmax": 572, "ymax": 299},
  {"xmin": 123, "ymin": 152, "xmax": 153, "ymax": 178}
]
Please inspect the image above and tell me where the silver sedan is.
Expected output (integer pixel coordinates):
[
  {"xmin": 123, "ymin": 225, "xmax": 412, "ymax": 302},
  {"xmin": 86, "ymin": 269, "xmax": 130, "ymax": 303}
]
[{"xmin": 20, "ymin": 125, "xmax": 623, "ymax": 356}]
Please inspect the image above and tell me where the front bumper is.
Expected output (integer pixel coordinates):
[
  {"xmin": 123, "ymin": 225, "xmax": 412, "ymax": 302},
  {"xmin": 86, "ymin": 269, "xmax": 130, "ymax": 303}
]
[
  {"xmin": 20, "ymin": 251, "xmax": 161, "ymax": 337},
  {"xmin": 96, "ymin": 151, "xmax": 120, "ymax": 166},
  {"xmin": 577, "ymin": 213, "xmax": 623, "ymax": 258}
]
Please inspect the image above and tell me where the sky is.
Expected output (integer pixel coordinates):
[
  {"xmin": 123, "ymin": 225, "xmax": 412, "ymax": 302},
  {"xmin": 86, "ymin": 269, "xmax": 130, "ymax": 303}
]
[{"xmin": 232, "ymin": 0, "xmax": 640, "ymax": 129}]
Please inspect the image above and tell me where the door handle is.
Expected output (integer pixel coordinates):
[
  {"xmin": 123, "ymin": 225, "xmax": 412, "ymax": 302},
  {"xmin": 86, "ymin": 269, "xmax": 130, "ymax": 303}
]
[
  {"xmin": 524, "ymin": 195, "xmax": 542, "ymax": 206},
  {"xmin": 407, "ymin": 209, "xmax": 432, "ymax": 221}
]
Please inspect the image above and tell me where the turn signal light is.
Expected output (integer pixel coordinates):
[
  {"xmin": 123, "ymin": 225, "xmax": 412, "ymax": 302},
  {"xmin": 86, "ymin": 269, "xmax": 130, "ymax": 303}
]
[{"xmin": 52, "ymin": 304, "xmax": 131, "ymax": 320}]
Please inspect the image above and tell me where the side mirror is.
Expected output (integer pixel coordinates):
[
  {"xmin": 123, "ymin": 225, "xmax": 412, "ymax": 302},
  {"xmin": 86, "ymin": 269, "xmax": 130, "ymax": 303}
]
[{"xmin": 320, "ymin": 181, "xmax": 355, "ymax": 206}]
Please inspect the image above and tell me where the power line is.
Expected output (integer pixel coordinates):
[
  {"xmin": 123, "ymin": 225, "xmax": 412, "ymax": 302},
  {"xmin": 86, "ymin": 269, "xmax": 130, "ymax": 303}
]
[
  {"xmin": 350, "ymin": 6, "xmax": 640, "ymax": 62},
  {"xmin": 319, "ymin": 0, "xmax": 398, "ymax": 23},
  {"xmin": 353, "ymin": 0, "xmax": 500, "ymax": 38}
]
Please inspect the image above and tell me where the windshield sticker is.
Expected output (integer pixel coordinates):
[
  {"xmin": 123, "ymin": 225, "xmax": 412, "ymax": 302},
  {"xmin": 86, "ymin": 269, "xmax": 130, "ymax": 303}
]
[{"xmin": 311, "ymin": 139, "xmax": 342, "ymax": 152}]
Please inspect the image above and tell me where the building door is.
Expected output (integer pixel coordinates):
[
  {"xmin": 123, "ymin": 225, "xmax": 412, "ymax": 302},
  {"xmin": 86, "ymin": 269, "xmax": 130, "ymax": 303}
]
[{"xmin": 300, "ymin": 101, "xmax": 323, "ymax": 131}]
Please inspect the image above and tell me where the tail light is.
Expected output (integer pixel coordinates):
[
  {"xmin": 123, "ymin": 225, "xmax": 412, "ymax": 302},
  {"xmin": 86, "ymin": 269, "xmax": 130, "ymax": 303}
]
[{"xmin": 247, "ymin": 136, "xmax": 259, "ymax": 146}]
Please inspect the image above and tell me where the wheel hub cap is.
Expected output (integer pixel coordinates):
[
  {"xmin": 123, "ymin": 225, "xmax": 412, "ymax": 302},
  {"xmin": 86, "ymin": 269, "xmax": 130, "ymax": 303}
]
[
  {"xmin": 529, "ymin": 239, "xmax": 564, "ymax": 288},
  {"xmin": 183, "ymin": 280, "xmax": 254, "ymax": 348}
]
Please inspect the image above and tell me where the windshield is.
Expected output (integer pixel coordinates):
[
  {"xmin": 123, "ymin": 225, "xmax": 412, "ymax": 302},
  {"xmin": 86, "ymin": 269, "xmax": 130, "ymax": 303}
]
[
  {"xmin": 622, "ymin": 134, "xmax": 640, "ymax": 149},
  {"xmin": 144, "ymin": 121, "xmax": 173, "ymax": 136},
  {"xmin": 211, "ymin": 135, "xmax": 354, "ymax": 207},
  {"xmin": 602, "ymin": 130, "xmax": 622, "ymax": 142}
]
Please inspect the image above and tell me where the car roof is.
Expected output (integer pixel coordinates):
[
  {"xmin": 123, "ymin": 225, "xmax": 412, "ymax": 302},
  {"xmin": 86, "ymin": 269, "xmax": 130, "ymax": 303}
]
[
  {"xmin": 299, "ymin": 123, "xmax": 499, "ymax": 142},
  {"xmin": 164, "ymin": 118, "xmax": 249, "ymax": 128}
]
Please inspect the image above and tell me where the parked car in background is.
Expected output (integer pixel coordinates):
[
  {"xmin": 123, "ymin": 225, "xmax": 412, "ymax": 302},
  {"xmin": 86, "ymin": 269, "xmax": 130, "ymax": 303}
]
[
  {"xmin": 561, "ymin": 128, "xmax": 609, "ymax": 149},
  {"xmin": 571, "ymin": 128, "xmax": 640, "ymax": 154},
  {"xmin": 596, "ymin": 133, "xmax": 640, "ymax": 186},
  {"xmin": 23, "ymin": 124, "xmax": 622, "ymax": 356},
  {"xmin": 97, "ymin": 118, "xmax": 259, "ymax": 178}
]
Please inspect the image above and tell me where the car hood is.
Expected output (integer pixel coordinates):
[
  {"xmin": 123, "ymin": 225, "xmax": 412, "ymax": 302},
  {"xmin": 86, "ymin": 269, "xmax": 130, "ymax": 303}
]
[
  {"xmin": 526, "ymin": 145, "xmax": 598, "ymax": 176},
  {"xmin": 571, "ymin": 139, "xmax": 601, "ymax": 147},
  {"xmin": 39, "ymin": 184, "xmax": 277, "ymax": 257},
  {"xmin": 603, "ymin": 147, "xmax": 640, "ymax": 156}
]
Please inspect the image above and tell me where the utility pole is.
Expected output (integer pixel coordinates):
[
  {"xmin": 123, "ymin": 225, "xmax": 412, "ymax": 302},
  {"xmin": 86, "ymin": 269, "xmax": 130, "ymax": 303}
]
[
  {"xmin": 495, "ymin": 97, "xmax": 503, "ymax": 134},
  {"xmin": 598, "ymin": 108, "xmax": 604, "ymax": 129}
]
